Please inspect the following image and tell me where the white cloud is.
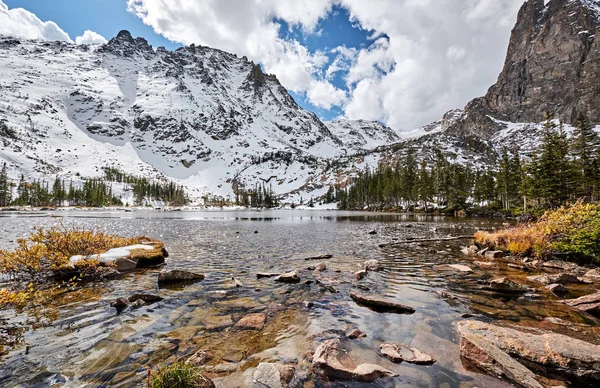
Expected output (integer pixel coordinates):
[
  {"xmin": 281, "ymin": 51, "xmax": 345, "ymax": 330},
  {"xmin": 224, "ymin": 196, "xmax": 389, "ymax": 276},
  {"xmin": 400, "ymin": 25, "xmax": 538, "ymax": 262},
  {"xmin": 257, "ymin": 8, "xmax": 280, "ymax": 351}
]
[
  {"xmin": 0, "ymin": 0, "xmax": 72, "ymax": 42},
  {"xmin": 127, "ymin": 0, "xmax": 524, "ymax": 131},
  {"xmin": 447, "ymin": 45, "xmax": 467, "ymax": 61},
  {"xmin": 337, "ymin": 0, "xmax": 523, "ymax": 129},
  {"xmin": 75, "ymin": 30, "xmax": 108, "ymax": 45},
  {"xmin": 307, "ymin": 80, "xmax": 347, "ymax": 110}
]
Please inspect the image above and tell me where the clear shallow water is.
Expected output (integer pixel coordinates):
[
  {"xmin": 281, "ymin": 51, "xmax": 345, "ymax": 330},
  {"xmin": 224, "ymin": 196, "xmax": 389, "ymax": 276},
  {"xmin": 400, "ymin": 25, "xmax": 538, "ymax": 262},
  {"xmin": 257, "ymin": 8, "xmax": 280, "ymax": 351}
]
[{"xmin": 0, "ymin": 210, "xmax": 595, "ymax": 387}]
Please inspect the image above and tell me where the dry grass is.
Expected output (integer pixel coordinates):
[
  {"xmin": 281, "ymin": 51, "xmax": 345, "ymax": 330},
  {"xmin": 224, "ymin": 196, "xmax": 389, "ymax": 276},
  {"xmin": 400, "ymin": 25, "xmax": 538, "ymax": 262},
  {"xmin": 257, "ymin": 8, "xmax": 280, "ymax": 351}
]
[
  {"xmin": 474, "ymin": 201, "xmax": 600, "ymax": 263},
  {"xmin": 0, "ymin": 224, "xmax": 143, "ymax": 280}
]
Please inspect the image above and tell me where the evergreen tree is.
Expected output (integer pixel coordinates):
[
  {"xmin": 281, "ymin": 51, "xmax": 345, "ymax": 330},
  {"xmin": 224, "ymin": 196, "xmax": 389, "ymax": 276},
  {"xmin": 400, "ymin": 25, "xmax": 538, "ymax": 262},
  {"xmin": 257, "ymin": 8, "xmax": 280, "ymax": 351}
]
[{"xmin": 571, "ymin": 113, "xmax": 599, "ymax": 200}]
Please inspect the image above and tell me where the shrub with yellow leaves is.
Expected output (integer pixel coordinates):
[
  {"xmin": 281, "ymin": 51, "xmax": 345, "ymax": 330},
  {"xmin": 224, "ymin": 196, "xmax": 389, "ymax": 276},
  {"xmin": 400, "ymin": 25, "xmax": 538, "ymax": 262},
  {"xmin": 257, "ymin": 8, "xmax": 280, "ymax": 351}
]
[
  {"xmin": 0, "ymin": 224, "xmax": 142, "ymax": 281},
  {"xmin": 474, "ymin": 200, "xmax": 600, "ymax": 263}
]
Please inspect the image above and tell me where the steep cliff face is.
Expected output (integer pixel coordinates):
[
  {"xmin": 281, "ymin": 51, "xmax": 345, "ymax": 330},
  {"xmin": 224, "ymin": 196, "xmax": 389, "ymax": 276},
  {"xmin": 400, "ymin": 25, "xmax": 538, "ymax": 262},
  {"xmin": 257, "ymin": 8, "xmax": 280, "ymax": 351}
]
[{"xmin": 449, "ymin": 0, "xmax": 600, "ymax": 137}]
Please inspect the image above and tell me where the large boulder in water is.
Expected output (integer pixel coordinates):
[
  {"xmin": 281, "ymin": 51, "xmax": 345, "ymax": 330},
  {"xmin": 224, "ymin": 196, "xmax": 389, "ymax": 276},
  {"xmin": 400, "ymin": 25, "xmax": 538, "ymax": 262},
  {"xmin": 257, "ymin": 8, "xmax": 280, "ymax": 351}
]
[
  {"xmin": 457, "ymin": 320, "xmax": 600, "ymax": 386},
  {"xmin": 70, "ymin": 241, "xmax": 167, "ymax": 272},
  {"xmin": 312, "ymin": 339, "xmax": 397, "ymax": 382}
]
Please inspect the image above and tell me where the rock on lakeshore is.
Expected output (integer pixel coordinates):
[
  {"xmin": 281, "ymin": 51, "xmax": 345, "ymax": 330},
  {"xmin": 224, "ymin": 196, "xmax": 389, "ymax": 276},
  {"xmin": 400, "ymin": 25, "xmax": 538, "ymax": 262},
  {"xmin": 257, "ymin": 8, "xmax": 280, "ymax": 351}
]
[
  {"xmin": 350, "ymin": 292, "xmax": 415, "ymax": 314},
  {"xmin": 457, "ymin": 320, "xmax": 600, "ymax": 386},
  {"xmin": 380, "ymin": 344, "xmax": 435, "ymax": 365},
  {"xmin": 158, "ymin": 269, "xmax": 205, "ymax": 283},
  {"xmin": 312, "ymin": 339, "xmax": 397, "ymax": 382}
]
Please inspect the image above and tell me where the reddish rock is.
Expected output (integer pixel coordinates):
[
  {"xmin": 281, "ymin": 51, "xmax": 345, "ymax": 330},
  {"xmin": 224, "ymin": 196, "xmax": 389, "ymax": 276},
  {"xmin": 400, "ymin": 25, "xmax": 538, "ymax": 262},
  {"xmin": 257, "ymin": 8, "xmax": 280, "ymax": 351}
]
[
  {"xmin": 346, "ymin": 329, "xmax": 366, "ymax": 339},
  {"xmin": 560, "ymin": 292, "xmax": 600, "ymax": 315},
  {"xmin": 234, "ymin": 313, "xmax": 266, "ymax": 330},
  {"xmin": 458, "ymin": 320, "xmax": 600, "ymax": 385}
]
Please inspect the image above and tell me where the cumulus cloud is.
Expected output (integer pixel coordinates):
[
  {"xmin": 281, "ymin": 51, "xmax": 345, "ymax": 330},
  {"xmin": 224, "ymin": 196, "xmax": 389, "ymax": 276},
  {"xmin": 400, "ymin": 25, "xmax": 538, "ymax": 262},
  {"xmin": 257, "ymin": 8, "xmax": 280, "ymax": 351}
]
[
  {"xmin": 75, "ymin": 30, "xmax": 108, "ymax": 45},
  {"xmin": 0, "ymin": 0, "xmax": 72, "ymax": 42},
  {"xmin": 336, "ymin": 0, "xmax": 523, "ymax": 129},
  {"xmin": 127, "ymin": 0, "xmax": 345, "ymax": 112},
  {"xmin": 127, "ymin": 0, "xmax": 524, "ymax": 130}
]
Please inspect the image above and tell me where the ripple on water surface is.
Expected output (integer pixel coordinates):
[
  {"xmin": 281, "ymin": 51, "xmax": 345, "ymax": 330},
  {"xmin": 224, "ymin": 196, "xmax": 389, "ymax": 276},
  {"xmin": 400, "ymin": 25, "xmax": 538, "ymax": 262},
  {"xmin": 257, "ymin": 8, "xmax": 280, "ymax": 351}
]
[{"xmin": 1, "ymin": 210, "xmax": 590, "ymax": 387}]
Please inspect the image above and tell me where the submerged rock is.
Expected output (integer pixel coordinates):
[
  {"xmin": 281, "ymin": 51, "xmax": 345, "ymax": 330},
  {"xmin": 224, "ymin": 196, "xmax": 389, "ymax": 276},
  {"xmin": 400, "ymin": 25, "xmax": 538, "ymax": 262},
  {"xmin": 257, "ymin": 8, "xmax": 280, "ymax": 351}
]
[
  {"xmin": 483, "ymin": 277, "xmax": 529, "ymax": 293},
  {"xmin": 379, "ymin": 343, "xmax": 435, "ymax": 365},
  {"xmin": 364, "ymin": 259, "xmax": 383, "ymax": 272},
  {"xmin": 252, "ymin": 363, "xmax": 298, "ymax": 388},
  {"xmin": 435, "ymin": 264, "xmax": 473, "ymax": 273},
  {"xmin": 527, "ymin": 273, "xmax": 583, "ymax": 285},
  {"xmin": 350, "ymin": 292, "xmax": 415, "ymax": 314},
  {"xmin": 234, "ymin": 313, "xmax": 266, "ymax": 330},
  {"xmin": 158, "ymin": 269, "xmax": 205, "ymax": 283},
  {"xmin": 346, "ymin": 329, "xmax": 366, "ymax": 339},
  {"xmin": 457, "ymin": 320, "xmax": 600, "ymax": 386},
  {"xmin": 128, "ymin": 293, "xmax": 163, "ymax": 304},
  {"xmin": 560, "ymin": 292, "xmax": 600, "ymax": 315},
  {"xmin": 312, "ymin": 339, "xmax": 397, "ymax": 382},
  {"xmin": 274, "ymin": 271, "xmax": 301, "ymax": 283},
  {"xmin": 545, "ymin": 283, "xmax": 568, "ymax": 296}
]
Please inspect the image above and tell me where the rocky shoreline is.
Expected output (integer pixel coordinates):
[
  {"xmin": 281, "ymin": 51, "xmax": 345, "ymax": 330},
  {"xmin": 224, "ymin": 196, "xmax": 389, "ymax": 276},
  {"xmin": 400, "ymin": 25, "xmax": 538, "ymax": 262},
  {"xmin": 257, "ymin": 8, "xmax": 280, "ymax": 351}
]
[{"xmin": 91, "ymin": 238, "xmax": 600, "ymax": 387}]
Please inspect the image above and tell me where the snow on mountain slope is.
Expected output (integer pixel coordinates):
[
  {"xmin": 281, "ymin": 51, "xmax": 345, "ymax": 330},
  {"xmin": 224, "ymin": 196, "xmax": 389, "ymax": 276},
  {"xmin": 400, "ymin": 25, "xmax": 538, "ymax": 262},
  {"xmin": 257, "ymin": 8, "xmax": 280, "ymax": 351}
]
[
  {"xmin": 324, "ymin": 119, "xmax": 400, "ymax": 151},
  {"xmin": 0, "ymin": 31, "xmax": 353, "ymax": 201}
]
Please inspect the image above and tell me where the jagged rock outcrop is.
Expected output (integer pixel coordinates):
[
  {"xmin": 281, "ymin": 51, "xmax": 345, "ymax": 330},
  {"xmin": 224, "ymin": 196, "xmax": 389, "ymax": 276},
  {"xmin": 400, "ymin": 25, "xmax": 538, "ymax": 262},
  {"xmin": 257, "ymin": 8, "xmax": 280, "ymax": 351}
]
[{"xmin": 449, "ymin": 0, "xmax": 600, "ymax": 137}]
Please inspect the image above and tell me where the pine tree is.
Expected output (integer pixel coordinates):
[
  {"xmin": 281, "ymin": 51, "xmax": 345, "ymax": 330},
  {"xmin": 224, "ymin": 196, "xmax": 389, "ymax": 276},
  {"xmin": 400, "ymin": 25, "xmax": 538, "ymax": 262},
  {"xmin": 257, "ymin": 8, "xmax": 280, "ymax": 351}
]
[
  {"xmin": 571, "ymin": 113, "xmax": 599, "ymax": 200},
  {"xmin": 0, "ymin": 163, "xmax": 9, "ymax": 207}
]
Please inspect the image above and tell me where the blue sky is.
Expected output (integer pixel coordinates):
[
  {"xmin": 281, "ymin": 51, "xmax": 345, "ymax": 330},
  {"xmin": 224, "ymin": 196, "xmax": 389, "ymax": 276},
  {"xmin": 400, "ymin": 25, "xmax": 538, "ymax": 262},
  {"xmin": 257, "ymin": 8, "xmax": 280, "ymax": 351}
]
[
  {"xmin": 3, "ymin": 0, "xmax": 373, "ymax": 121},
  {"xmin": 0, "ymin": 0, "xmax": 523, "ymax": 129}
]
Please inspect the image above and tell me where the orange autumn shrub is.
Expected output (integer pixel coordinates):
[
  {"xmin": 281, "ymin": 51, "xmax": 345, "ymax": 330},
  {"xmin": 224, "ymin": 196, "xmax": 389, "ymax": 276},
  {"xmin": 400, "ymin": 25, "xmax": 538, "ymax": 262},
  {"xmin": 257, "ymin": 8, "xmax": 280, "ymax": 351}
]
[
  {"xmin": 474, "ymin": 201, "xmax": 600, "ymax": 263},
  {"xmin": 0, "ymin": 224, "xmax": 141, "ymax": 280}
]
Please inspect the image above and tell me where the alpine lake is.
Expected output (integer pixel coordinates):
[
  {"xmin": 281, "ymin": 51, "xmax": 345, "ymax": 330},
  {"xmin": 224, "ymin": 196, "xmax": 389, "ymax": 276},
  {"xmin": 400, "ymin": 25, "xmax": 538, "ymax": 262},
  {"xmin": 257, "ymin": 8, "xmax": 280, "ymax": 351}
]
[{"xmin": 0, "ymin": 209, "xmax": 598, "ymax": 387}]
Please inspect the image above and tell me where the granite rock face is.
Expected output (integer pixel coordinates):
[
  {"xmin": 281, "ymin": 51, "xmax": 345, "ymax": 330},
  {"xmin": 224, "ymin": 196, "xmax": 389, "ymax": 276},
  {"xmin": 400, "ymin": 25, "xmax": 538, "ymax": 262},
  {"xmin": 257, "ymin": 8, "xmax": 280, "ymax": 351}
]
[{"xmin": 449, "ymin": 0, "xmax": 600, "ymax": 137}]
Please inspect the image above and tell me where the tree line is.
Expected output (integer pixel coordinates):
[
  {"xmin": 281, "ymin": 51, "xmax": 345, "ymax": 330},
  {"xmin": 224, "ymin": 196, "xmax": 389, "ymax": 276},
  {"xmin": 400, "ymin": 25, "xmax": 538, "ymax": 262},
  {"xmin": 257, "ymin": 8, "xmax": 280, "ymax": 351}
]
[
  {"xmin": 0, "ymin": 166, "xmax": 188, "ymax": 207},
  {"xmin": 336, "ymin": 113, "xmax": 600, "ymax": 213}
]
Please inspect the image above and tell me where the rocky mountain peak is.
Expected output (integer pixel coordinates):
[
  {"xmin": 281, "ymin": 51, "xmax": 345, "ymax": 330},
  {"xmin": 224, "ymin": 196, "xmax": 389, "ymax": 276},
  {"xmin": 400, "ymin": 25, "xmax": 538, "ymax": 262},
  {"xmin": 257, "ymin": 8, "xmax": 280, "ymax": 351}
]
[
  {"xmin": 448, "ymin": 0, "xmax": 600, "ymax": 137},
  {"xmin": 99, "ymin": 30, "xmax": 154, "ymax": 58}
]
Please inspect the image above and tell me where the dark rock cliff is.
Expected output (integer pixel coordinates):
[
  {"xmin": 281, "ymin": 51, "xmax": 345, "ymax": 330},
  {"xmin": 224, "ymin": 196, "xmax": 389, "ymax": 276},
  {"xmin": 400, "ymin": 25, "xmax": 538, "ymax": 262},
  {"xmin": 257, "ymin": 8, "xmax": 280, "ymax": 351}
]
[{"xmin": 449, "ymin": 0, "xmax": 600, "ymax": 137}]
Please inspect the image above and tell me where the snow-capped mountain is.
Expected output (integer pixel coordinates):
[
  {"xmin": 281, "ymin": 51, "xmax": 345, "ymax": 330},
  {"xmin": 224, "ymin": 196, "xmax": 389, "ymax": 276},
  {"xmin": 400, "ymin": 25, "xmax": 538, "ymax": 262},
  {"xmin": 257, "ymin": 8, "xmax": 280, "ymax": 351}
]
[
  {"xmin": 0, "ymin": 31, "xmax": 357, "ymax": 201},
  {"xmin": 1, "ymin": 0, "xmax": 600, "ymax": 204},
  {"xmin": 325, "ymin": 119, "xmax": 400, "ymax": 151}
]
